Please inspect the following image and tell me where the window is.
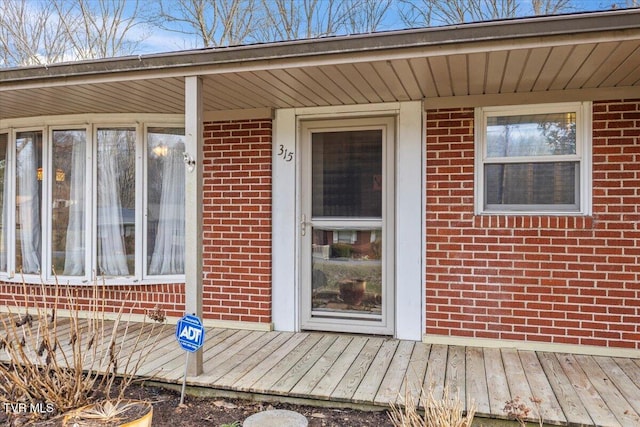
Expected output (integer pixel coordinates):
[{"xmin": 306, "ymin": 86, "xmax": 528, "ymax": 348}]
[
  {"xmin": 0, "ymin": 118, "xmax": 185, "ymax": 283},
  {"xmin": 475, "ymin": 102, "xmax": 591, "ymax": 214}
]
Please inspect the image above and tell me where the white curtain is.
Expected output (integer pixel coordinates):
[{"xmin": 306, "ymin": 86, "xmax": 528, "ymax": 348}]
[
  {"xmin": 63, "ymin": 137, "xmax": 86, "ymax": 275},
  {"xmin": 16, "ymin": 136, "xmax": 41, "ymax": 274},
  {"xmin": 0, "ymin": 143, "xmax": 8, "ymax": 272},
  {"xmin": 97, "ymin": 134, "xmax": 129, "ymax": 276},
  {"xmin": 149, "ymin": 144, "xmax": 185, "ymax": 274}
]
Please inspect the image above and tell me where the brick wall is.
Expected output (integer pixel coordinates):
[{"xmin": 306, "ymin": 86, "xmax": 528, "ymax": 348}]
[
  {"xmin": 426, "ymin": 99, "xmax": 640, "ymax": 349},
  {"xmin": 0, "ymin": 282, "xmax": 185, "ymax": 319},
  {"xmin": 202, "ymin": 119, "xmax": 272, "ymax": 323}
]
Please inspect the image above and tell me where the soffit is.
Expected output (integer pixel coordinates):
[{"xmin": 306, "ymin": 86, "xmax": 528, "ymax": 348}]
[{"xmin": 1, "ymin": 13, "xmax": 640, "ymax": 120}]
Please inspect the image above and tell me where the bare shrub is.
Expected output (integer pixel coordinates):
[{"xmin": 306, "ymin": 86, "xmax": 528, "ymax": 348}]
[
  {"xmin": 0, "ymin": 279, "xmax": 166, "ymax": 423},
  {"xmin": 389, "ymin": 383, "xmax": 476, "ymax": 427}
]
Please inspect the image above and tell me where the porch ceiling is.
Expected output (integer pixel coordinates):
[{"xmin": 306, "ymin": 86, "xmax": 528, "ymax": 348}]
[{"xmin": 1, "ymin": 10, "xmax": 640, "ymax": 120}]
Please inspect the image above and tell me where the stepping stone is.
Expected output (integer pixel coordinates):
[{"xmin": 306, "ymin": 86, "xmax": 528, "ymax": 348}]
[{"xmin": 243, "ymin": 409, "xmax": 308, "ymax": 427}]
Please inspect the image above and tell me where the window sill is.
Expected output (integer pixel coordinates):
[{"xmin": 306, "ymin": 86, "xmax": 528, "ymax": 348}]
[{"xmin": 0, "ymin": 275, "xmax": 186, "ymax": 286}]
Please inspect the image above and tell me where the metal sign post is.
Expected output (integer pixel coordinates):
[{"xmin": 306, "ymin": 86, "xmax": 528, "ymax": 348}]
[{"xmin": 175, "ymin": 314, "xmax": 205, "ymax": 405}]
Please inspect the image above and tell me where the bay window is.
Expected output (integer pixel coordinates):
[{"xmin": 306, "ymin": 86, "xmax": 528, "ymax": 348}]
[
  {"xmin": 0, "ymin": 117, "xmax": 185, "ymax": 283},
  {"xmin": 475, "ymin": 102, "xmax": 591, "ymax": 215}
]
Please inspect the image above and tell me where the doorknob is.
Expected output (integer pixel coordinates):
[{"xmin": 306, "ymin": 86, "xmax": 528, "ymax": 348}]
[{"xmin": 301, "ymin": 214, "xmax": 307, "ymax": 236}]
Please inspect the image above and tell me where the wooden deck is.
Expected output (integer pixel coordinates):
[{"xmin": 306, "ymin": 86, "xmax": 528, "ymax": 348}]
[
  {"xmin": 2, "ymin": 317, "xmax": 640, "ymax": 426},
  {"xmin": 140, "ymin": 327, "xmax": 640, "ymax": 427}
]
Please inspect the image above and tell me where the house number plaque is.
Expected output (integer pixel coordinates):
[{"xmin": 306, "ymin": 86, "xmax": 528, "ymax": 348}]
[{"xmin": 278, "ymin": 144, "xmax": 294, "ymax": 162}]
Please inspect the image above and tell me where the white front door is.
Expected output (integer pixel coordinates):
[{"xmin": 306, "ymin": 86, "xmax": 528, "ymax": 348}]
[{"xmin": 300, "ymin": 117, "xmax": 395, "ymax": 335}]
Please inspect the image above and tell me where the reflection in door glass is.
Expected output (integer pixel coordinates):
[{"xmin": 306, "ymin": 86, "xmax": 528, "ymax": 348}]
[
  {"xmin": 312, "ymin": 130, "xmax": 382, "ymax": 217},
  {"xmin": 311, "ymin": 228, "xmax": 382, "ymax": 317}
]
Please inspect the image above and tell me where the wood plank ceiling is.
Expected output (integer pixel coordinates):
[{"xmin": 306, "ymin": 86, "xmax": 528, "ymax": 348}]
[{"xmin": 1, "ymin": 38, "xmax": 639, "ymax": 120}]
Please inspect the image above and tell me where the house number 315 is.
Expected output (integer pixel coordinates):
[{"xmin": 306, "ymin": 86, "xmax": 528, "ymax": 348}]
[{"xmin": 278, "ymin": 144, "xmax": 294, "ymax": 162}]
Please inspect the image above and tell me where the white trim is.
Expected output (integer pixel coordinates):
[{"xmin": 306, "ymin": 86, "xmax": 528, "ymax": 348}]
[
  {"xmin": 423, "ymin": 334, "xmax": 640, "ymax": 359},
  {"xmin": 474, "ymin": 101, "xmax": 592, "ymax": 215},
  {"xmin": 1, "ymin": 113, "xmax": 184, "ymax": 129},
  {"xmin": 396, "ymin": 101, "xmax": 424, "ymax": 341},
  {"xmin": 271, "ymin": 108, "xmax": 298, "ymax": 332}
]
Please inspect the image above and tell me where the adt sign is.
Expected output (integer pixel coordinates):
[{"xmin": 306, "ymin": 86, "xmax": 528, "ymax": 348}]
[{"xmin": 176, "ymin": 314, "xmax": 205, "ymax": 353}]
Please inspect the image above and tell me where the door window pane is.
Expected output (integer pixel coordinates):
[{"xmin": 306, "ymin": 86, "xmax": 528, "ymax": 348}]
[
  {"xmin": 311, "ymin": 228, "xmax": 382, "ymax": 316},
  {"xmin": 52, "ymin": 130, "xmax": 86, "ymax": 276},
  {"xmin": 312, "ymin": 130, "xmax": 382, "ymax": 217},
  {"xmin": 147, "ymin": 127, "xmax": 185, "ymax": 275},
  {"xmin": 97, "ymin": 128, "xmax": 136, "ymax": 276},
  {"xmin": 16, "ymin": 131, "xmax": 42, "ymax": 274},
  {"xmin": 0, "ymin": 133, "xmax": 7, "ymax": 272}
]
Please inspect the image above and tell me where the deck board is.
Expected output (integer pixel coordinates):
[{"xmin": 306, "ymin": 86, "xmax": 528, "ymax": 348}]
[
  {"xmin": 398, "ymin": 342, "xmax": 430, "ymax": 408},
  {"xmin": 423, "ymin": 343, "xmax": 448, "ymax": 401},
  {"xmin": 445, "ymin": 345, "xmax": 466, "ymax": 400},
  {"xmin": 483, "ymin": 347, "xmax": 512, "ymax": 416},
  {"xmin": 465, "ymin": 346, "xmax": 490, "ymax": 415}
]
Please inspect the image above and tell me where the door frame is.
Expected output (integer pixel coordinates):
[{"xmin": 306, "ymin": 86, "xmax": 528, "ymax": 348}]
[
  {"xmin": 272, "ymin": 102, "xmax": 425, "ymax": 341},
  {"xmin": 298, "ymin": 117, "xmax": 395, "ymax": 335}
]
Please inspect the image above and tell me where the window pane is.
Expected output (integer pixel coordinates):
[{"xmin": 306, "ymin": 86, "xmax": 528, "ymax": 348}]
[
  {"xmin": 311, "ymin": 228, "xmax": 382, "ymax": 316},
  {"xmin": 312, "ymin": 130, "xmax": 382, "ymax": 217},
  {"xmin": 0, "ymin": 134, "xmax": 7, "ymax": 272},
  {"xmin": 147, "ymin": 127, "xmax": 185, "ymax": 275},
  {"xmin": 52, "ymin": 130, "xmax": 86, "ymax": 276},
  {"xmin": 485, "ymin": 162, "xmax": 578, "ymax": 206},
  {"xmin": 487, "ymin": 112, "xmax": 576, "ymax": 157},
  {"xmin": 97, "ymin": 128, "xmax": 135, "ymax": 276},
  {"xmin": 16, "ymin": 131, "xmax": 42, "ymax": 274}
]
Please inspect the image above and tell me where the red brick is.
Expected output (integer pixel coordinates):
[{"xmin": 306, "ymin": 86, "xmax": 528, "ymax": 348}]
[{"xmin": 425, "ymin": 100, "xmax": 640, "ymax": 349}]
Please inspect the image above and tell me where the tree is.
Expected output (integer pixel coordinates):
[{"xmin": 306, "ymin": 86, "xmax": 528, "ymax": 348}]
[
  {"xmin": 399, "ymin": 0, "xmax": 575, "ymax": 28},
  {"xmin": 155, "ymin": 0, "xmax": 258, "ymax": 48},
  {"xmin": 0, "ymin": 0, "xmax": 69, "ymax": 66},
  {"xmin": 0, "ymin": 0, "xmax": 149, "ymax": 67},
  {"xmin": 55, "ymin": 0, "xmax": 150, "ymax": 60},
  {"xmin": 344, "ymin": 0, "xmax": 394, "ymax": 34}
]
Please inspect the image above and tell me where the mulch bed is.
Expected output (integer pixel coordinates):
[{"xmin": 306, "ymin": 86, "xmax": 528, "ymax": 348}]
[{"xmin": 1, "ymin": 382, "xmax": 394, "ymax": 426}]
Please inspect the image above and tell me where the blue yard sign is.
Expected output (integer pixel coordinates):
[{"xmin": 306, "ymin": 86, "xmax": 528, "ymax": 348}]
[{"xmin": 176, "ymin": 314, "xmax": 205, "ymax": 353}]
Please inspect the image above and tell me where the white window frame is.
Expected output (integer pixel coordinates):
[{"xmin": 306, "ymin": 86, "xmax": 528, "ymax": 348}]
[
  {"xmin": 474, "ymin": 102, "xmax": 592, "ymax": 215},
  {"xmin": 0, "ymin": 114, "xmax": 185, "ymax": 285}
]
